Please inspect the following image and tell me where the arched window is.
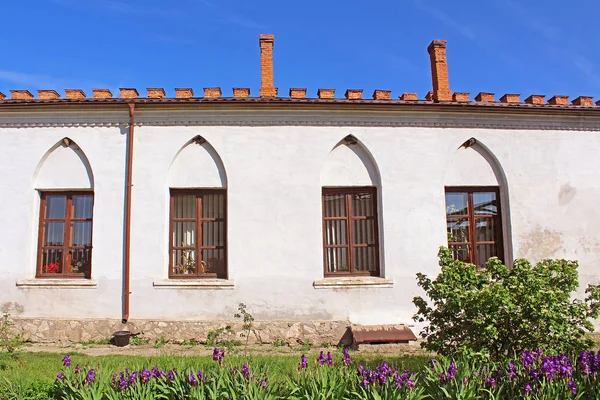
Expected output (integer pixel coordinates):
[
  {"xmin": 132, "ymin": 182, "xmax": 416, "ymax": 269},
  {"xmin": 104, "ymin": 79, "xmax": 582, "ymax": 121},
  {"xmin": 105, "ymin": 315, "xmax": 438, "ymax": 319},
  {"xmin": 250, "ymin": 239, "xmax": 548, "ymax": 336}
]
[
  {"xmin": 167, "ymin": 136, "xmax": 228, "ymax": 279},
  {"xmin": 444, "ymin": 138, "xmax": 511, "ymax": 266},
  {"xmin": 320, "ymin": 136, "xmax": 382, "ymax": 277},
  {"xmin": 34, "ymin": 138, "xmax": 94, "ymax": 278}
]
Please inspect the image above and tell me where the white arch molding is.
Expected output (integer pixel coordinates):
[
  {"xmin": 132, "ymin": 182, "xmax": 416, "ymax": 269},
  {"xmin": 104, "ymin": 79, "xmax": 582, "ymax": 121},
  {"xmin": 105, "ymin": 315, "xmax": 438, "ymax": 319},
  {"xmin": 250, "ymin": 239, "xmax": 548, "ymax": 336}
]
[
  {"xmin": 34, "ymin": 138, "xmax": 94, "ymax": 189},
  {"xmin": 444, "ymin": 138, "xmax": 513, "ymax": 264},
  {"xmin": 168, "ymin": 136, "xmax": 227, "ymax": 188},
  {"xmin": 320, "ymin": 136, "xmax": 381, "ymax": 187}
]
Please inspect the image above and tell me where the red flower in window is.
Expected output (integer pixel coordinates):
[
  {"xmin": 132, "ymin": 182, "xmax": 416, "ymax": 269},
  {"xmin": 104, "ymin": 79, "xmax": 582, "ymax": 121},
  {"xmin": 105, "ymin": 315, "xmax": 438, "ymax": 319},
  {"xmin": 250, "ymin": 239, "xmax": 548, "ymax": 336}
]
[{"xmin": 43, "ymin": 262, "xmax": 60, "ymax": 274}]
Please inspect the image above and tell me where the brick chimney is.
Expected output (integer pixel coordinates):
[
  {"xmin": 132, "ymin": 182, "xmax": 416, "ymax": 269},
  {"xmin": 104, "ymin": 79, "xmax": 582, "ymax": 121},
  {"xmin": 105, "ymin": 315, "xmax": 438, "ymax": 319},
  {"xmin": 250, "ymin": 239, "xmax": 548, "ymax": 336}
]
[
  {"xmin": 0, "ymin": 92, "xmax": 5, "ymax": 100},
  {"xmin": 427, "ymin": 40, "xmax": 452, "ymax": 102},
  {"xmin": 259, "ymin": 34, "xmax": 277, "ymax": 97}
]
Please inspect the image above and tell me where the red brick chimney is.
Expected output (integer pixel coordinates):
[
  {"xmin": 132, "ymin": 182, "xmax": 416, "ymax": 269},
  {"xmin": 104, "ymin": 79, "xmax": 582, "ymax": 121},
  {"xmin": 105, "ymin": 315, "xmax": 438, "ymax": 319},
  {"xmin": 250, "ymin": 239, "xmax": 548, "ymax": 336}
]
[
  {"xmin": 427, "ymin": 40, "xmax": 452, "ymax": 102},
  {"xmin": 259, "ymin": 34, "xmax": 277, "ymax": 97}
]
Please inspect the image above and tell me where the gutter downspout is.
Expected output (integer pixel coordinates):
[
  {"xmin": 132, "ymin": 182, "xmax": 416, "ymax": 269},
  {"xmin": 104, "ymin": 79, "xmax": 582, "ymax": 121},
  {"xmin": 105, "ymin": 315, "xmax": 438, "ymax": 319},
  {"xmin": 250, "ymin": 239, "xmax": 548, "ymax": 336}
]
[{"xmin": 123, "ymin": 103, "xmax": 135, "ymax": 323}]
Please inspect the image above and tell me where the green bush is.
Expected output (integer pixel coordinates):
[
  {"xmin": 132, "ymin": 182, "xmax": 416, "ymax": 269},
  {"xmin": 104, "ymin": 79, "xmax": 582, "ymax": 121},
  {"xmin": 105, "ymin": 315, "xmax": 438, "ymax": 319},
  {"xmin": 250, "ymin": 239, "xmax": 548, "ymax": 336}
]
[{"xmin": 413, "ymin": 247, "xmax": 600, "ymax": 360}]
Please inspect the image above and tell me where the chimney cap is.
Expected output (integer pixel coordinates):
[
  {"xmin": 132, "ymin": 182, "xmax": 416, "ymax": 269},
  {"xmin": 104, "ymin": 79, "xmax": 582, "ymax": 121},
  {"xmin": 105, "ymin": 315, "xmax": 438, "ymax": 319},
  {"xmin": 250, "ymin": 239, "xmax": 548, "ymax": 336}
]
[
  {"xmin": 259, "ymin": 34, "xmax": 274, "ymax": 41},
  {"xmin": 427, "ymin": 39, "xmax": 447, "ymax": 53}
]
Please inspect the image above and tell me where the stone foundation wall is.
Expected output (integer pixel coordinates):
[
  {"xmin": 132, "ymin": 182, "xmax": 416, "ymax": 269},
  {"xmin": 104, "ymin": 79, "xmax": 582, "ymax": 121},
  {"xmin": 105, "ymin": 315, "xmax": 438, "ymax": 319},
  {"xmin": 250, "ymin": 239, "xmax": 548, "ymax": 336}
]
[{"xmin": 12, "ymin": 318, "xmax": 352, "ymax": 346}]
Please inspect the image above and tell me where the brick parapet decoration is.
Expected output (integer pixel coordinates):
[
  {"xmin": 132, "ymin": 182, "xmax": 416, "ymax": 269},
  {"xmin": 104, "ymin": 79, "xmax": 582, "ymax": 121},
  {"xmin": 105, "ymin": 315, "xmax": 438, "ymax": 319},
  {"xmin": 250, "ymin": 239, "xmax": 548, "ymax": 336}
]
[
  {"xmin": 572, "ymin": 96, "xmax": 594, "ymax": 106},
  {"xmin": 548, "ymin": 95, "xmax": 569, "ymax": 105},
  {"xmin": 475, "ymin": 92, "xmax": 495, "ymax": 102},
  {"xmin": 147, "ymin": 88, "xmax": 166, "ymax": 99},
  {"xmin": 525, "ymin": 95, "xmax": 545, "ymax": 105},
  {"xmin": 290, "ymin": 88, "xmax": 307, "ymax": 99},
  {"xmin": 0, "ymin": 34, "xmax": 598, "ymax": 107},
  {"xmin": 399, "ymin": 93, "xmax": 418, "ymax": 101},
  {"xmin": 345, "ymin": 89, "xmax": 363, "ymax": 100},
  {"xmin": 93, "ymin": 89, "xmax": 112, "ymax": 99},
  {"xmin": 204, "ymin": 88, "xmax": 222, "ymax": 98},
  {"xmin": 373, "ymin": 90, "xmax": 391, "ymax": 100},
  {"xmin": 176, "ymin": 88, "xmax": 194, "ymax": 98},
  {"xmin": 65, "ymin": 89, "xmax": 86, "ymax": 99},
  {"xmin": 11, "ymin": 90, "xmax": 34, "ymax": 100},
  {"xmin": 120, "ymin": 88, "xmax": 139, "ymax": 99},
  {"xmin": 317, "ymin": 89, "xmax": 335, "ymax": 99},
  {"xmin": 38, "ymin": 90, "xmax": 60, "ymax": 100}
]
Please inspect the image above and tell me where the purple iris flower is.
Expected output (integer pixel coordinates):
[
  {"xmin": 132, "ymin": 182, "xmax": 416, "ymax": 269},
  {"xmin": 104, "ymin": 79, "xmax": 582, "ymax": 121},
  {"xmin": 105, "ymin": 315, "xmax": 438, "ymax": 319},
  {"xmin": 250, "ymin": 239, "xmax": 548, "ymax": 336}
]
[
  {"xmin": 84, "ymin": 369, "xmax": 96, "ymax": 385},
  {"xmin": 241, "ymin": 363, "xmax": 250, "ymax": 380},
  {"xmin": 197, "ymin": 370, "xmax": 205, "ymax": 382},
  {"xmin": 342, "ymin": 348, "xmax": 351, "ymax": 366},
  {"xmin": 189, "ymin": 371, "xmax": 198, "ymax": 386},
  {"xmin": 326, "ymin": 352, "xmax": 333, "ymax": 367},
  {"xmin": 55, "ymin": 373, "xmax": 66, "ymax": 383},
  {"xmin": 569, "ymin": 380, "xmax": 577, "ymax": 394},
  {"xmin": 212, "ymin": 348, "xmax": 225, "ymax": 364},
  {"xmin": 75, "ymin": 364, "xmax": 82, "ymax": 375},
  {"xmin": 523, "ymin": 384, "xmax": 534, "ymax": 396},
  {"xmin": 299, "ymin": 354, "xmax": 308, "ymax": 369},
  {"xmin": 62, "ymin": 355, "xmax": 71, "ymax": 367},
  {"xmin": 317, "ymin": 351, "xmax": 326, "ymax": 365}
]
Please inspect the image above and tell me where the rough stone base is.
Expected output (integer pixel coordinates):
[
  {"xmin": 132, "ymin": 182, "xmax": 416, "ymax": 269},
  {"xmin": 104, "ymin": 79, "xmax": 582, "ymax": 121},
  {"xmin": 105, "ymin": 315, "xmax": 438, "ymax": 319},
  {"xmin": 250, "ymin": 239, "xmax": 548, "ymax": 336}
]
[{"xmin": 12, "ymin": 318, "xmax": 356, "ymax": 346}]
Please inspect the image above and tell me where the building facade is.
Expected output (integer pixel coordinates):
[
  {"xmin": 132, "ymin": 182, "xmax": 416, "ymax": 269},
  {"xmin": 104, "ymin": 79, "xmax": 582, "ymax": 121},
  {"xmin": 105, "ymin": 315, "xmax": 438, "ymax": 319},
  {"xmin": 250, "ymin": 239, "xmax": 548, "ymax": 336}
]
[{"xmin": 1, "ymin": 35, "xmax": 600, "ymax": 344}]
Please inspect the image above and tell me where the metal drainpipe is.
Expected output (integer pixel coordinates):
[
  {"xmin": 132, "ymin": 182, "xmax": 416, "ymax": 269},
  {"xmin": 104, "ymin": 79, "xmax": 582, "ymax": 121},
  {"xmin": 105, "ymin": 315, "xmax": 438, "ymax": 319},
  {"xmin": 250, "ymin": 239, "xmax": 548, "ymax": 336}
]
[{"xmin": 122, "ymin": 103, "xmax": 135, "ymax": 323}]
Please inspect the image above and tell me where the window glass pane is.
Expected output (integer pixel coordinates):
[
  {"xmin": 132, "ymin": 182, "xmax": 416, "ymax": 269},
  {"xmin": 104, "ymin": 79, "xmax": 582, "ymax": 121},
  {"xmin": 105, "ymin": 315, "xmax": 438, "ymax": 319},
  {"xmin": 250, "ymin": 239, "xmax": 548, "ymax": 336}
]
[
  {"xmin": 45, "ymin": 195, "xmax": 66, "ymax": 219},
  {"xmin": 41, "ymin": 249, "xmax": 63, "ymax": 274},
  {"xmin": 325, "ymin": 220, "xmax": 347, "ymax": 245},
  {"xmin": 352, "ymin": 220, "xmax": 376, "ymax": 245},
  {"xmin": 173, "ymin": 222, "xmax": 195, "ymax": 247},
  {"xmin": 202, "ymin": 193, "xmax": 225, "ymax": 219},
  {"xmin": 323, "ymin": 194, "xmax": 346, "ymax": 217},
  {"xmin": 473, "ymin": 192, "xmax": 497, "ymax": 215},
  {"xmin": 172, "ymin": 249, "xmax": 196, "ymax": 275},
  {"xmin": 450, "ymin": 244, "xmax": 470, "ymax": 263},
  {"xmin": 174, "ymin": 195, "xmax": 196, "ymax": 218},
  {"xmin": 201, "ymin": 249, "xmax": 226, "ymax": 278},
  {"xmin": 73, "ymin": 195, "xmax": 93, "ymax": 219},
  {"xmin": 326, "ymin": 247, "xmax": 349, "ymax": 272},
  {"xmin": 202, "ymin": 221, "xmax": 225, "ymax": 247},
  {"xmin": 445, "ymin": 192, "xmax": 468, "ymax": 216},
  {"xmin": 352, "ymin": 192, "xmax": 375, "ymax": 217},
  {"xmin": 44, "ymin": 222, "xmax": 64, "ymax": 246},
  {"xmin": 475, "ymin": 217, "xmax": 497, "ymax": 243},
  {"xmin": 447, "ymin": 218, "xmax": 469, "ymax": 243},
  {"xmin": 71, "ymin": 221, "xmax": 92, "ymax": 246},
  {"xmin": 476, "ymin": 244, "xmax": 498, "ymax": 267},
  {"xmin": 354, "ymin": 247, "xmax": 377, "ymax": 272},
  {"xmin": 71, "ymin": 248, "xmax": 92, "ymax": 276}
]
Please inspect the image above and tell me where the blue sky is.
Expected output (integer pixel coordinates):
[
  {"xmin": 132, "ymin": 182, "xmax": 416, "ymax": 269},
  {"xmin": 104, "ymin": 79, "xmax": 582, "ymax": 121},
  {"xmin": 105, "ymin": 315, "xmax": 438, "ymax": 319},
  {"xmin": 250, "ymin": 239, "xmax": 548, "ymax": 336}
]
[{"xmin": 1, "ymin": 0, "xmax": 598, "ymax": 99}]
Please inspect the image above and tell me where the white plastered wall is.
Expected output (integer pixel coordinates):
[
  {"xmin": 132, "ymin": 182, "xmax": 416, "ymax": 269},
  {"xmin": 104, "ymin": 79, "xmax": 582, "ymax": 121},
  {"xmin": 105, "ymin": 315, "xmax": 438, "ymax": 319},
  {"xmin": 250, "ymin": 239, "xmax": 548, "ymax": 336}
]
[{"xmin": 1, "ymin": 120, "xmax": 600, "ymax": 330}]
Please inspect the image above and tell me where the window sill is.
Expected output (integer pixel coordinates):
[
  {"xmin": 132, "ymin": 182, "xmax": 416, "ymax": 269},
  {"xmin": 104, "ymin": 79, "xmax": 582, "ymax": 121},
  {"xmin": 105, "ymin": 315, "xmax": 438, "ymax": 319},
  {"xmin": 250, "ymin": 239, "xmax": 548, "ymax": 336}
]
[
  {"xmin": 313, "ymin": 276, "xmax": 393, "ymax": 289},
  {"xmin": 153, "ymin": 279, "xmax": 235, "ymax": 290},
  {"xmin": 16, "ymin": 278, "xmax": 98, "ymax": 289}
]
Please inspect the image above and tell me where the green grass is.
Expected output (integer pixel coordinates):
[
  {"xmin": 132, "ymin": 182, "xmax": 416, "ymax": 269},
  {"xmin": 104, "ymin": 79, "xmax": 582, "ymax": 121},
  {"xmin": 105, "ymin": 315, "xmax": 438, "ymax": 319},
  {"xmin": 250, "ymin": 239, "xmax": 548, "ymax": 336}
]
[{"xmin": 0, "ymin": 350, "xmax": 429, "ymax": 391}]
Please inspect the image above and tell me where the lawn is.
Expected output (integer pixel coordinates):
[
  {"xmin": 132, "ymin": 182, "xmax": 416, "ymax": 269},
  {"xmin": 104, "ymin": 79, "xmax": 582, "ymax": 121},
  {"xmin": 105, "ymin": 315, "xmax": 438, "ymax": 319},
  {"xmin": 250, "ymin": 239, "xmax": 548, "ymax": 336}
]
[{"xmin": 0, "ymin": 349, "xmax": 430, "ymax": 399}]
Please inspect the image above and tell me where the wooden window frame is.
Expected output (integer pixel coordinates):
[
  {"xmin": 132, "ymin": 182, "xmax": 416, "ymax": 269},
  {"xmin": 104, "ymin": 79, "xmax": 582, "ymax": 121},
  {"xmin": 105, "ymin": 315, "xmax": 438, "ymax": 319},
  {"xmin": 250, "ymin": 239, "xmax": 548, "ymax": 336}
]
[
  {"xmin": 36, "ymin": 191, "xmax": 94, "ymax": 279},
  {"xmin": 168, "ymin": 188, "xmax": 228, "ymax": 279},
  {"xmin": 445, "ymin": 186, "xmax": 504, "ymax": 266},
  {"xmin": 322, "ymin": 186, "xmax": 380, "ymax": 277}
]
